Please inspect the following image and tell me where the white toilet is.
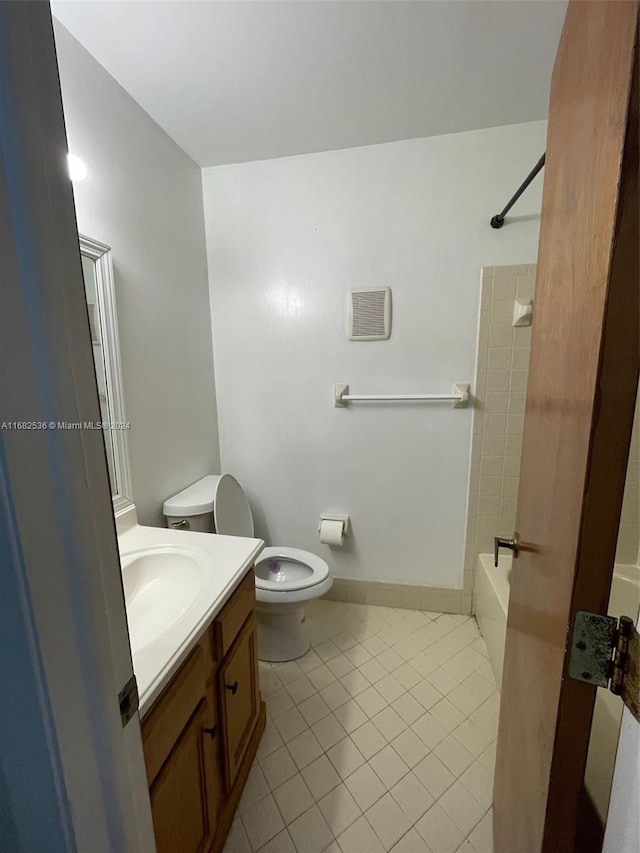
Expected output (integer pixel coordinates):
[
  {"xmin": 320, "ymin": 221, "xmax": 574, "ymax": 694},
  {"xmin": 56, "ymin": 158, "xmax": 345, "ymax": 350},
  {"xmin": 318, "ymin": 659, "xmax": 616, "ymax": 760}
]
[{"xmin": 163, "ymin": 474, "xmax": 333, "ymax": 661}]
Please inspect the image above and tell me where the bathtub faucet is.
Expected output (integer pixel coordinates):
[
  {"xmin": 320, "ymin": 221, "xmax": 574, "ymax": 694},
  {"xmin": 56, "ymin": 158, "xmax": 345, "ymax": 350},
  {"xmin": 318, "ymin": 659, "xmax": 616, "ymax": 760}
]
[{"xmin": 494, "ymin": 533, "xmax": 520, "ymax": 567}]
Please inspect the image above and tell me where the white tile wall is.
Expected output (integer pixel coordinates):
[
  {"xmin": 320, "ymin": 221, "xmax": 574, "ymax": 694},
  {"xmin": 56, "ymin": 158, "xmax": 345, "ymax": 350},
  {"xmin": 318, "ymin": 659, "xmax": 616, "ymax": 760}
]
[{"xmin": 464, "ymin": 264, "xmax": 536, "ymax": 608}]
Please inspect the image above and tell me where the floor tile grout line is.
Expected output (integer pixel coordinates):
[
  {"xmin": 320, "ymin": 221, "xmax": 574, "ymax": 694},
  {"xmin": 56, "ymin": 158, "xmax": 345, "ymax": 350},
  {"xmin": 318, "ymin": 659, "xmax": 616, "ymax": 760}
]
[{"xmin": 232, "ymin": 600, "xmax": 497, "ymax": 853}]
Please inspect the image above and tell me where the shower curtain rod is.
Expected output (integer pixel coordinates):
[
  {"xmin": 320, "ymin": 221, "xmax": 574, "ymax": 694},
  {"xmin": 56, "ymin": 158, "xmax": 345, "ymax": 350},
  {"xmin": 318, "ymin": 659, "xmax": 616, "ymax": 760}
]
[{"xmin": 490, "ymin": 153, "xmax": 546, "ymax": 229}]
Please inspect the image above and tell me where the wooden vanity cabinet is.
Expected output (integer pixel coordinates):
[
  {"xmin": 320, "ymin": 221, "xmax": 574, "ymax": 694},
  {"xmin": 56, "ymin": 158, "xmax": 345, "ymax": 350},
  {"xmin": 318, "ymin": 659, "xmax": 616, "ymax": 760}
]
[
  {"xmin": 148, "ymin": 697, "xmax": 221, "ymax": 853},
  {"xmin": 141, "ymin": 568, "xmax": 265, "ymax": 853},
  {"xmin": 218, "ymin": 614, "xmax": 260, "ymax": 788}
]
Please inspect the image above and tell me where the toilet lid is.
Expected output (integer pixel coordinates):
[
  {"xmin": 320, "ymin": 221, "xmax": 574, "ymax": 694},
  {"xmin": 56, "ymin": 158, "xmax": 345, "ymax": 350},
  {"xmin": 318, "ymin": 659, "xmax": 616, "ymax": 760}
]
[{"xmin": 213, "ymin": 474, "xmax": 254, "ymax": 538}]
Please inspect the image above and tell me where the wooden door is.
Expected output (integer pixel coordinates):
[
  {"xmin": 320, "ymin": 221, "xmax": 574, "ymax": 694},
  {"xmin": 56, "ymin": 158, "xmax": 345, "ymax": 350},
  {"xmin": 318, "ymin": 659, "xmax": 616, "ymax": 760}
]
[
  {"xmin": 219, "ymin": 616, "xmax": 260, "ymax": 787},
  {"xmin": 493, "ymin": 2, "xmax": 639, "ymax": 852},
  {"xmin": 150, "ymin": 698, "xmax": 221, "ymax": 853}
]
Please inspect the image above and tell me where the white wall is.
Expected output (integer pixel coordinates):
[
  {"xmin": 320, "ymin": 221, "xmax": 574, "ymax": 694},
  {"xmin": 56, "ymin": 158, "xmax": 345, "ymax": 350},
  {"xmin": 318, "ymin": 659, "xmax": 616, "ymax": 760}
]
[
  {"xmin": 54, "ymin": 23, "xmax": 220, "ymax": 526},
  {"xmin": 203, "ymin": 121, "xmax": 546, "ymax": 587},
  {"xmin": 603, "ymin": 602, "xmax": 640, "ymax": 853},
  {"xmin": 603, "ymin": 404, "xmax": 640, "ymax": 853}
]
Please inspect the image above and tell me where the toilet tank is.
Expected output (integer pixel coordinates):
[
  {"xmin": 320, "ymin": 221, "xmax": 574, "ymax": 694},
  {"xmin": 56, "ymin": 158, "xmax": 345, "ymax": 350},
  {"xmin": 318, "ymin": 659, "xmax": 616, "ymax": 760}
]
[
  {"xmin": 165, "ymin": 512, "xmax": 214, "ymax": 533},
  {"xmin": 163, "ymin": 475, "xmax": 217, "ymax": 533}
]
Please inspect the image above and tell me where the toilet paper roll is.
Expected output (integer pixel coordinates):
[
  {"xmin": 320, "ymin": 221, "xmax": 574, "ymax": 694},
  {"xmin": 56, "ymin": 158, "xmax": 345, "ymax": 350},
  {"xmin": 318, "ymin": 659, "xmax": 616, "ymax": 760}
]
[{"xmin": 319, "ymin": 519, "xmax": 345, "ymax": 547}]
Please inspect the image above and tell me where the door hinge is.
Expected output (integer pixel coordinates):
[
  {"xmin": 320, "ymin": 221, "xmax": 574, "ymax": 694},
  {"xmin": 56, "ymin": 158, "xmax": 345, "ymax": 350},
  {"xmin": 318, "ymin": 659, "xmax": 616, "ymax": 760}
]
[
  {"xmin": 118, "ymin": 674, "xmax": 139, "ymax": 727},
  {"xmin": 569, "ymin": 611, "xmax": 640, "ymax": 724}
]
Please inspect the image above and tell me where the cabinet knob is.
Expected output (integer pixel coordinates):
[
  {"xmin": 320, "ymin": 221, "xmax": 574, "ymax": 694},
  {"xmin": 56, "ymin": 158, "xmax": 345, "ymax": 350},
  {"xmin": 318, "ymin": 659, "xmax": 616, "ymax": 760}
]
[
  {"xmin": 203, "ymin": 726, "xmax": 216, "ymax": 739},
  {"xmin": 226, "ymin": 681, "xmax": 239, "ymax": 695}
]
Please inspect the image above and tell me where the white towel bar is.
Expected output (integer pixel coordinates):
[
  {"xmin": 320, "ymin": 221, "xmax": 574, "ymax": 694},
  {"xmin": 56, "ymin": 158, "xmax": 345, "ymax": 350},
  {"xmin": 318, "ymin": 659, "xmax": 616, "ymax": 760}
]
[{"xmin": 333, "ymin": 383, "xmax": 470, "ymax": 408}]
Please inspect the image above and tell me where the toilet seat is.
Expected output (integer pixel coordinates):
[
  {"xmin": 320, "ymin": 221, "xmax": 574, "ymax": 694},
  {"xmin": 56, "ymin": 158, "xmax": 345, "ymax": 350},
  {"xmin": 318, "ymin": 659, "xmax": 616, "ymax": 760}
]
[{"xmin": 255, "ymin": 546, "xmax": 329, "ymax": 592}]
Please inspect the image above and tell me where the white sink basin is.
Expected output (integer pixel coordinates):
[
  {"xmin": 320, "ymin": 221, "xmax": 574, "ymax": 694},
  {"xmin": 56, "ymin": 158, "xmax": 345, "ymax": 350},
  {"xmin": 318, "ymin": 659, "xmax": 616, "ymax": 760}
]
[
  {"xmin": 116, "ymin": 518, "xmax": 264, "ymax": 714},
  {"xmin": 121, "ymin": 545, "xmax": 209, "ymax": 651}
]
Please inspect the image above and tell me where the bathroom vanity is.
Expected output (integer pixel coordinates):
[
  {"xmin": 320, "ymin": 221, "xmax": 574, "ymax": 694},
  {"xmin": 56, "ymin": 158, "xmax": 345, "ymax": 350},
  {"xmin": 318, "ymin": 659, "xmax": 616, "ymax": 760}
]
[
  {"xmin": 117, "ymin": 510, "xmax": 265, "ymax": 853},
  {"xmin": 140, "ymin": 568, "xmax": 265, "ymax": 853}
]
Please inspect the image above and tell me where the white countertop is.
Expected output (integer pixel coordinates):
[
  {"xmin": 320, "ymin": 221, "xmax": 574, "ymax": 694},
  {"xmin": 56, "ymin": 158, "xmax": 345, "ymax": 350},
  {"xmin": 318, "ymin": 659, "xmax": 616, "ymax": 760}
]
[{"xmin": 117, "ymin": 516, "xmax": 264, "ymax": 716}]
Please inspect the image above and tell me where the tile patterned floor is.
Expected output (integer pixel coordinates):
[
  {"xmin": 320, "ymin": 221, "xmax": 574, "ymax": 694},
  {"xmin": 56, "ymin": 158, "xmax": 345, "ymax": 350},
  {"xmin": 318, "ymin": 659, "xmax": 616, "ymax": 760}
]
[{"xmin": 223, "ymin": 600, "xmax": 497, "ymax": 853}]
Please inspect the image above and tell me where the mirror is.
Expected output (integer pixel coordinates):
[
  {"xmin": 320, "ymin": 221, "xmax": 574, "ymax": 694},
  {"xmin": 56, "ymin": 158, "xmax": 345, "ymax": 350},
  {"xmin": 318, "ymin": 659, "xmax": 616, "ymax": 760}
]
[{"xmin": 80, "ymin": 235, "xmax": 133, "ymax": 514}]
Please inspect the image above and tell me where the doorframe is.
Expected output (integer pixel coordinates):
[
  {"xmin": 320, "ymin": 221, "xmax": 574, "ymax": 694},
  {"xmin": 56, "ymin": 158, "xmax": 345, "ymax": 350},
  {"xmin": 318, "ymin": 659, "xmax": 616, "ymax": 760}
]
[{"xmin": 0, "ymin": 3, "xmax": 154, "ymax": 849}]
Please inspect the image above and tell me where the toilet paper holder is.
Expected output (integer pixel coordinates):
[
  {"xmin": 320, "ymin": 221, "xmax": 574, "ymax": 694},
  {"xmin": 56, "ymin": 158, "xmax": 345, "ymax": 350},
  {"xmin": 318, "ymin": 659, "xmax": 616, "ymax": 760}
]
[{"xmin": 318, "ymin": 513, "xmax": 350, "ymax": 536}]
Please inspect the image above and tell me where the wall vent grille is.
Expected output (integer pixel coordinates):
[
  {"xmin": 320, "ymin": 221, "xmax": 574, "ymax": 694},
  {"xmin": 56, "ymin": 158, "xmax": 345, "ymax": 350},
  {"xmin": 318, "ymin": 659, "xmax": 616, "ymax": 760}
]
[{"xmin": 347, "ymin": 287, "xmax": 392, "ymax": 341}]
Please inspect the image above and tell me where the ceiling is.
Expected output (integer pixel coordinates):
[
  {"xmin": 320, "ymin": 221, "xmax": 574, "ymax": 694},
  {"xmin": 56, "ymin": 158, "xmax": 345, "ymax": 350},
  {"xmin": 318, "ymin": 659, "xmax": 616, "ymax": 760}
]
[{"xmin": 52, "ymin": 1, "xmax": 566, "ymax": 168}]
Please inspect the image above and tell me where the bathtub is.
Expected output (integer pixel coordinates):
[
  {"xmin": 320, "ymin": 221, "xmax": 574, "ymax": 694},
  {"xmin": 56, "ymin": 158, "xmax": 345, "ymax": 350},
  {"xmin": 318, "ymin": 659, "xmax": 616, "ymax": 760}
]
[
  {"xmin": 475, "ymin": 553, "xmax": 640, "ymax": 823},
  {"xmin": 474, "ymin": 553, "xmax": 512, "ymax": 688}
]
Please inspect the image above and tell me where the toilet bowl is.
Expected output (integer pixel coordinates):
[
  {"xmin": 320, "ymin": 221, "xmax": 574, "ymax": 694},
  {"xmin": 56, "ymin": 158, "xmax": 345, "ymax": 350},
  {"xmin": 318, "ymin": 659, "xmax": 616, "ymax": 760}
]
[
  {"xmin": 163, "ymin": 475, "xmax": 332, "ymax": 662},
  {"xmin": 253, "ymin": 546, "xmax": 333, "ymax": 660}
]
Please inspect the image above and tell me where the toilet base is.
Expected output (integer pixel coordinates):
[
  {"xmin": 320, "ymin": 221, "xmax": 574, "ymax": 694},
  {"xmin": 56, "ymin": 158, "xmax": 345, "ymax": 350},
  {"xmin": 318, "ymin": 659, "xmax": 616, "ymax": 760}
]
[{"xmin": 255, "ymin": 601, "xmax": 310, "ymax": 662}]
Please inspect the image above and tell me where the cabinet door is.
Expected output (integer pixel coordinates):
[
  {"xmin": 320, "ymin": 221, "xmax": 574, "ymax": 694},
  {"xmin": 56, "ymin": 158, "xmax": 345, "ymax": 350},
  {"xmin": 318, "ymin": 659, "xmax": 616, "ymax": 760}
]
[
  {"xmin": 149, "ymin": 698, "xmax": 222, "ymax": 853},
  {"xmin": 219, "ymin": 616, "xmax": 260, "ymax": 787}
]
